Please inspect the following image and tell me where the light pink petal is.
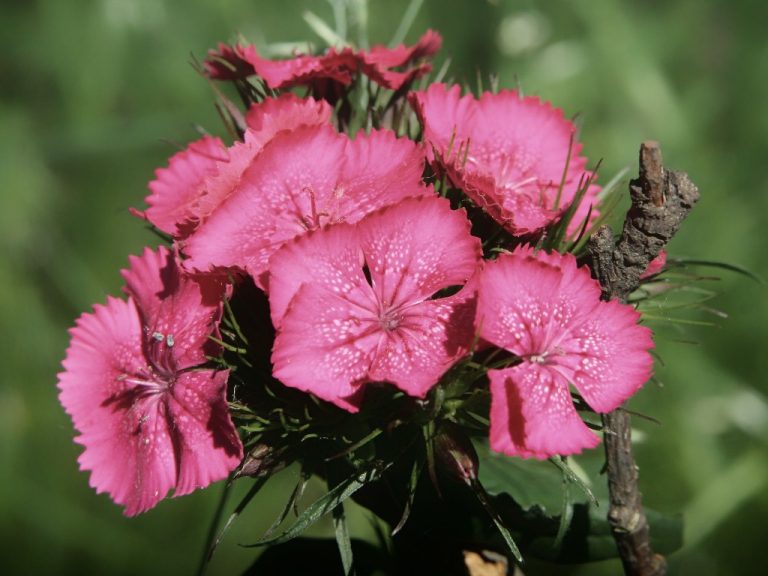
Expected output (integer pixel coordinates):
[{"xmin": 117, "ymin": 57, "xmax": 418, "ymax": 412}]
[
  {"xmin": 245, "ymin": 93, "xmax": 332, "ymax": 134},
  {"xmin": 641, "ymin": 250, "xmax": 667, "ymax": 279},
  {"xmin": 272, "ymin": 282, "xmax": 378, "ymax": 413},
  {"xmin": 489, "ymin": 364, "xmax": 600, "ymax": 459},
  {"xmin": 140, "ymin": 135, "xmax": 228, "ymax": 237},
  {"xmin": 368, "ymin": 288, "xmax": 477, "ymax": 397},
  {"xmin": 359, "ymin": 30, "xmax": 442, "ymax": 90},
  {"xmin": 270, "ymin": 197, "xmax": 481, "ymax": 407},
  {"xmin": 121, "ymin": 246, "xmax": 226, "ymax": 369},
  {"xmin": 242, "ymin": 45, "xmax": 357, "ymax": 89},
  {"xmin": 204, "ymin": 43, "xmax": 256, "ymax": 80},
  {"xmin": 557, "ymin": 300, "xmax": 654, "ymax": 413},
  {"xmin": 411, "ymin": 83, "xmax": 600, "ymax": 235},
  {"xmin": 268, "ymin": 220, "xmax": 363, "ymax": 328},
  {"xmin": 58, "ymin": 297, "xmax": 178, "ymax": 516},
  {"xmin": 191, "ymin": 94, "xmax": 334, "ymax": 225},
  {"xmin": 168, "ymin": 369, "xmax": 243, "ymax": 496},
  {"xmin": 358, "ymin": 196, "xmax": 481, "ymax": 309},
  {"xmin": 476, "ymin": 251, "xmax": 600, "ymax": 356},
  {"xmin": 184, "ymin": 126, "xmax": 427, "ymax": 289}
]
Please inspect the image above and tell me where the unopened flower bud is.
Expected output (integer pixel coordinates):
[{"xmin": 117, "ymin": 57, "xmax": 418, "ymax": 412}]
[
  {"xmin": 235, "ymin": 443, "xmax": 287, "ymax": 479},
  {"xmin": 434, "ymin": 422, "xmax": 480, "ymax": 485}
]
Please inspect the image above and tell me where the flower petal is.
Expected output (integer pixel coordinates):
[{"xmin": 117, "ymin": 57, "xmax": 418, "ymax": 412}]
[
  {"xmin": 140, "ymin": 135, "xmax": 228, "ymax": 237},
  {"xmin": 272, "ymin": 282, "xmax": 378, "ymax": 412},
  {"xmin": 270, "ymin": 196, "xmax": 481, "ymax": 409},
  {"xmin": 359, "ymin": 29, "xmax": 442, "ymax": 90},
  {"xmin": 368, "ymin": 288, "xmax": 477, "ymax": 397},
  {"xmin": 476, "ymin": 250, "xmax": 600, "ymax": 356},
  {"xmin": 121, "ymin": 246, "xmax": 226, "ymax": 369},
  {"xmin": 358, "ymin": 196, "xmax": 481, "ymax": 309},
  {"xmin": 58, "ymin": 296, "xmax": 177, "ymax": 516},
  {"xmin": 168, "ymin": 369, "xmax": 243, "ymax": 496},
  {"xmin": 489, "ymin": 364, "xmax": 600, "ymax": 459},
  {"xmin": 410, "ymin": 83, "xmax": 600, "ymax": 235},
  {"xmin": 184, "ymin": 127, "xmax": 427, "ymax": 289},
  {"xmin": 243, "ymin": 45, "xmax": 357, "ymax": 89},
  {"xmin": 559, "ymin": 300, "xmax": 654, "ymax": 413}
]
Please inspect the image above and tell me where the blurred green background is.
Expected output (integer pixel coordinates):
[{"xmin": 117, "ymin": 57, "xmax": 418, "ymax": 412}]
[{"xmin": 1, "ymin": 0, "xmax": 766, "ymax": 574}]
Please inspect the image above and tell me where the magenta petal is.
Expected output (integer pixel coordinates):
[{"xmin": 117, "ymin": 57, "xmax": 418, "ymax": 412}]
[
  {"xmin": 561, "ymin": 301, "xmax": 654, "ymax": 413},
  {"xmin": 489, "ymin": 365, "xmax": 600, "ymax": 459},
  {"xmin": 121, "ymin": 246, "xmax": 226, "ymax": 369},
  {"xmin": 141, "ymin": 135, "xmax": 228, "ymax": 238},
  {"xmin": 272, "ymin": 283, "xmax": 377, "ymax": 413},
  {"xmin": 184, "ymin": 126, "xmax": 427, "ymax": 288},
  {"xmin": 368, "ymin": 289, "xmax": 477, "ymax": 397},
  {"xmin": 359, "ymin": 29, "xmax": 442, "ymax": 90},
  {"xmin": 270, "ymin": 196, "xmax": 481, "ymax": 409},
  {"xmin": 58, "ymin": 297, "xmax": 177, "ymax": 516},
  {"xmin": 243, "ymin": 45, "xmax": 357, "ymax": 89},
  {"xmin": 168, "ymin": 369, "xmax": 243, "ymax": 496},
  {"xmin": 476, "ymin": 251, "xmax": 599, "ymax": 356},
  {"xmin": 268, "ymin": 220, "xmax": 363, "ymax": 329},
  {"xmin": 641, "ymin": 250, "xmax": 667, "ymax": 279},
  {"xmin": 410, "ymin": 83, "xmax": 600, "ymax": 236},
  {"xmin": 358, "ymin": 196, "xmax": 481, "ymax": 308}
]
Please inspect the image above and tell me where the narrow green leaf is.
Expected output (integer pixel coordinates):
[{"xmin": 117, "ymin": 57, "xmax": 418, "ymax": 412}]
[
  {"xmin": 245, "ymin": 462, "xmax": 391, "ymax": 547},
  {"xmin": 392, "ymin": 459, "xmax": 422, "ymax": 536},
  {"xmin": 471, "ymin": 478, "xmax": 523, "ymax": 563},
  {"xmin": 196, "ymin": 478, "xmax": 234, "ymax": 576},
  {"xmin": 206, "ymin": 476, "xmax": 269, "ymax": 563},
  {"xmin": 262, "ymin": 470, "xmax": 311, "ymax": 540},
  {"xmin": 549, "ymin": 456, "xmax": 598, "ymax": 506},
  {"xmin": 669, "ymin": 258, "xmax": 763, "ymax": 283},
  {"xmin": 303, "ymin": 10, "xmax": 347, "ymax": 47},
  {"xmin": 553, "ymin": 482, "xmax": 573, "ymax": 550},
  {"xmin": 390, "ymin": 0, "xmax": 424, "ymax": 46},
  {"xmin": 333, "ymin": 502, "xmax": 355, "ymax": 576}
]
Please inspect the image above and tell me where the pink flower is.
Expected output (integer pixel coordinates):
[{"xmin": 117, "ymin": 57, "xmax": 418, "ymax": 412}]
[
  {"xmin": 640, "ymin": 250, "xmax": 667, "ymax": 279},
  {"xmin": 182, "ymin": 126, "xmax": 429, "ymax": 289},
  {"xmin": 57, "ymin": 247, "xmax": 243, "ymax": 516},
  {"xmin": 203, "ymin": 42, "xmax": 256, "ymax": 80},
  {"xmin": 205, "ymin": 42, "xmax": 357, "ymax": 96},
  {"xmin": 137, "ymin": 135, "xmax": 228, "ymax": 238},
  {"xmin": 476, "ymin": 247, "xmax": 653, "ymax": 459},
  {"xmin": 359, "ymin": 30, "xmax": 442, "ymax": 90},
  {"xmin": 135, "ymin": 94, "xmax": 332, "ymax": 240},
  {"xmin": 410, "ymin": 83, "xmax": 600, "ymax": 236},
  {"xmin": 269, "ymin": 196, "xmax": 482, "ymax": 412}
]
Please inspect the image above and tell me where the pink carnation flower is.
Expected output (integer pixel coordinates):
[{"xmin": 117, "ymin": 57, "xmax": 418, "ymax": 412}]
[
  {"xmin": 640, "ymin": 249, "xmax": 667, "ymax": 279},
  {"xmin": 57, "ymin": 247, "xmax": 243, "ymax": 516},
  {"xmin": 137, "ymin": 135, "xmax": 228, "ymax": 238},
  {"xmin": 410, "ymin": 83, "xmax": 600, "ymax": 236},
  {"xmin": 359, "ymin": 29, "xmax": 442, "ymax": 90},
  {"xmin": 183, "ymin": 126, "xmax": 429, "ymax": 289},
  {"xmin": 205, "ymin": 42, "xmax": 357, "ymax": 98},
  {"xmin": 136, "ymin": 94, "xmax": 332, "ymax": 239},
  {"xmin": 269, "ymin": 196, "xmax": 482, "ymax": 412},
  {"xmin": 476, "ymin": 247, "xmax": 654, "ymax": 459}
]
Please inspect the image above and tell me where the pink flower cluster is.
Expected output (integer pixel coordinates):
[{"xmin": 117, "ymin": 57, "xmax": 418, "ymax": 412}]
[{"xmin": 59, "ymin": 30, "xmax": 654, "ymax": 516}]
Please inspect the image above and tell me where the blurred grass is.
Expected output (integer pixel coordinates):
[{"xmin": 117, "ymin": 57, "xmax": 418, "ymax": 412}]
[{"xmin": 1, "ymin": 0, "xmax": 766, "ymax": 574}]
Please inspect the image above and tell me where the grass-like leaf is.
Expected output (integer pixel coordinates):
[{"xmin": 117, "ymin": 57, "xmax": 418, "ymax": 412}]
[
  {"xmin": 470, "ymin": 478, "xmax": 523, "ymax": 563},
  {"xmin": 332, "ymin": 501, "xmax": 355, "ymax": 576},
  {"xmin": 245, "ymin": 461, "xmax": 392, "ymax": 547},
  {"xmin": 202, "ymin": 475, "xmax": 269, "ymax": 570}
]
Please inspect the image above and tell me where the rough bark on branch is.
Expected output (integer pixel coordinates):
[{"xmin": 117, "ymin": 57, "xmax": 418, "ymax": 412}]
[{"xmin": 587, "ymin": 141, "xmax": 700, "ymax": 576}]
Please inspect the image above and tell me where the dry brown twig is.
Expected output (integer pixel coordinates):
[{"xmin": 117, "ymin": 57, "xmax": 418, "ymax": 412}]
[{"xmin": 586, "ymin": 141, "xmax": 700, "ymax": 576}]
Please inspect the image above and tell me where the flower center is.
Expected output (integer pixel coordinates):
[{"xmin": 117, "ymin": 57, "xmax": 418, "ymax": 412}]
[{"xmin": 378, "ymin": 307, "xmax": 402, "ymax": 332}]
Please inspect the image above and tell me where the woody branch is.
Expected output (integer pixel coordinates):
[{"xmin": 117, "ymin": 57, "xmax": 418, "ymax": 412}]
[{"xmin": 586, "ymin": 141, "xmax": 700, "ymax": 576}]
